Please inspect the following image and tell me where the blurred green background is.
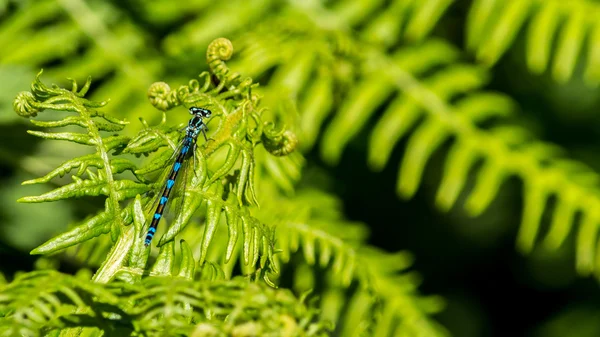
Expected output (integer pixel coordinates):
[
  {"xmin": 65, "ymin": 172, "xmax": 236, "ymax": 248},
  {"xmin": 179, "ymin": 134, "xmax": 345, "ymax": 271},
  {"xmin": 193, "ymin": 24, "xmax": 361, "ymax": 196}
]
[{"xmin": 2, "ymin": 1, "xmax": 600, "ymax": 336}]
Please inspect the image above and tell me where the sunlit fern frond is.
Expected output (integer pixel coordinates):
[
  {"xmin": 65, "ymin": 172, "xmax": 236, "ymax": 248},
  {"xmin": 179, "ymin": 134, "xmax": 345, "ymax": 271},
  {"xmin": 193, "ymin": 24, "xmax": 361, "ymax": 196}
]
[
  {"xmin": 323, "ymin": 39, "xmax": 600, "ymax": 280},
  {"xmin": 13, "ymin": 73, "xmax": 151, "ymax": 283},
  {"xmin": 13, "ymin": 71, "xmax": 140, "ymax": 253},
  {"xmin": 0, "ymin": 270, "xmax": 126, "ymax": 336},
  {"xmin": 227, "ymin": 12, "xmax": 466, "ymax": 150},
  {"xmin": 0, "ymin": 270, "xmax": 330, "ymax": 337},
  {"xmin": 14, "ymin": 38, "xmax": 299, "ymax": 284},
  {"xmin": 123, "ymin": 276, "xmax": 331, "ymax": 336},
  {"xmin": 229, "ymin": 18, "xmax": 600, "ymax": 281},
  {"xmin": 466, "ymin": 0, "xmax": 600, "ymax": 85}
]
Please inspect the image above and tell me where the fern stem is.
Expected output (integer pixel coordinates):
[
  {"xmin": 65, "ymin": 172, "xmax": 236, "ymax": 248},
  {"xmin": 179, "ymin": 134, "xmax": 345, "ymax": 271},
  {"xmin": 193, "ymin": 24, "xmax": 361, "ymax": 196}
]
[{"xmin": 80, "ymin": 101, "xmax": 128, "ymax": 282}]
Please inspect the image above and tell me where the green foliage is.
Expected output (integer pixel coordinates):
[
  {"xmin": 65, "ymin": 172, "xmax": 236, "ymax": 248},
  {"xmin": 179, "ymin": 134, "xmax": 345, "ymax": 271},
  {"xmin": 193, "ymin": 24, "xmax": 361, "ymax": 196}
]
[
  {"xmin": 0, "ymin": 0, "xmax": 154, "ymax": 124},
  {"xmin": 3, "ymin": 0, "xmax": 600, "ymax": 336},
  {"xmin": 467, "ymin": 0, "xmax": 600, "ymax": 85},
  {"xmin": 0, "ymin": 270, "xmax": 123, "ymax": 336},
  {"xmin": 0, "ymin": 270, "xmax": 330, "ymax": 337},
  {"xmin": 219, "ymin": 5, "xmax": 600, "ymax": 283},
  {"xmin": 4, "ymin": 35, "xmax": 445, "ymax": 336},
  {"xmin": 253, "ymin": 186, "xmax": 448, "ymax": 336},
  {"xmin": 14, "ymin": 38, "xmax": 293, "ymax": 285}
]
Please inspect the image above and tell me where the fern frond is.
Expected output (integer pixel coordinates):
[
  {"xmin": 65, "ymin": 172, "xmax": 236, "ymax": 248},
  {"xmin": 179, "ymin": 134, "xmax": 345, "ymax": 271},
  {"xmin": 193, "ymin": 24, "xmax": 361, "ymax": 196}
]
[
  {"xmin": 229, "ymin": 17, "xmax": 600, "ymax": 283},
  {"xmin": 0, "ymin": 270, "xmax": 330, "ymax": 337},
  {"xmin": 312, "ymin": 249, "xmax": 447, "ymax": 337},
  {"xmin": 467, "ymin": 0, "xmax": 600, "ymax": 85},
  {"xmin": 121, "ymin": 277, "xmax": 331, "ymax": 336},
  {"xmin": 289, "ymin": 211, "xmax": 447, "ymax": 337},
  {"xmin": 248, "ymin": 183, "xmax": 448, "ymax": 337},
  {"xmin": 322, "ymin": 39, "xmax": 600, "ymax": 279},
  {"xmin": 0, "ymin": 270, "xmax": 125, "ymax": 336},
  {"xmin": 14, "ymin": 72, "xmax": 137, "ymax": 254},
  {"xmin": 14, "ymin": 38, "xmax": 300, "ymax": 284},
  {"xmin": 229, "ymin": 14, "xmax": 463, "ymax": 149}
]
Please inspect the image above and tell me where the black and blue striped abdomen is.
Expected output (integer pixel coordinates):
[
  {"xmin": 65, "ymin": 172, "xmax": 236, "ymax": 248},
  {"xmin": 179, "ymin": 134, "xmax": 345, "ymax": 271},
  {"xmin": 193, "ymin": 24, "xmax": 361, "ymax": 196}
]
[{"xmin": 144, "ymin": 137, "xmax": 193, "ymax": 246}]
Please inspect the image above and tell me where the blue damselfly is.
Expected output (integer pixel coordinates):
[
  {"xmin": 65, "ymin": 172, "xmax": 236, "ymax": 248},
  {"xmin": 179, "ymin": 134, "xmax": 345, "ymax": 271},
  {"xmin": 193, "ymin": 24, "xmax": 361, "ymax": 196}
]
[{"xmin": 144, "ymin": 106, "xmax": 212, "ymax": 246}]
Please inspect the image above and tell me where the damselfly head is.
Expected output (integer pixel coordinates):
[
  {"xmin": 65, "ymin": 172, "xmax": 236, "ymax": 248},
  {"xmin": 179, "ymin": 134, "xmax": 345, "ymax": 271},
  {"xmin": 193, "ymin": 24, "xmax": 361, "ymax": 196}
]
[{"xmin": 189, "ymin": 107, "xmax": 212, "ymax": 118}]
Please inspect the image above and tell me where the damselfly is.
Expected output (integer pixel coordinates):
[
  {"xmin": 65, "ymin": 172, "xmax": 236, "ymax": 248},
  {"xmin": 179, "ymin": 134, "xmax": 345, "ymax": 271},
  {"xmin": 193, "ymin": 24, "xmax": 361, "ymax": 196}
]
[{"xmin": 144, "ymin": 106, "xmax": 212, "ymax": 246}]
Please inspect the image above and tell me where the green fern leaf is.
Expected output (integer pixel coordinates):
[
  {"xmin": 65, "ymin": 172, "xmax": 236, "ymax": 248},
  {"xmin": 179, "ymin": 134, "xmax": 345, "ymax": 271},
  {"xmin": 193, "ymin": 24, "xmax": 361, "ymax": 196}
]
[
  {"xmin": 467, "ymin": 0, "xmax": 600, "ymax": 85},
  {"xmin": 0, "ymin": 270, "xmax": 125, "ymax": 336}
]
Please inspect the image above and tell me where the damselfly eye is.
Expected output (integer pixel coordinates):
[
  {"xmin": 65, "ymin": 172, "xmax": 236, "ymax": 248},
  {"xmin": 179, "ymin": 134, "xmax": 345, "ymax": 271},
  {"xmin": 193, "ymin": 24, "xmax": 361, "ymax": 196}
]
[{"xmin": 189, "ymin": 107, "xmax": 211, "ymax": 118}]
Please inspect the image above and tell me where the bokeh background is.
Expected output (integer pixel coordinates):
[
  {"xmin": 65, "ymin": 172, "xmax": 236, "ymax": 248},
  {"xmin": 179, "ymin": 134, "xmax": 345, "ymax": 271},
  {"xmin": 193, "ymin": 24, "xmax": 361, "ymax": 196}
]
[{"xmin": 2, "ymin": 1, "xmax": 600, "ymax": 336}]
